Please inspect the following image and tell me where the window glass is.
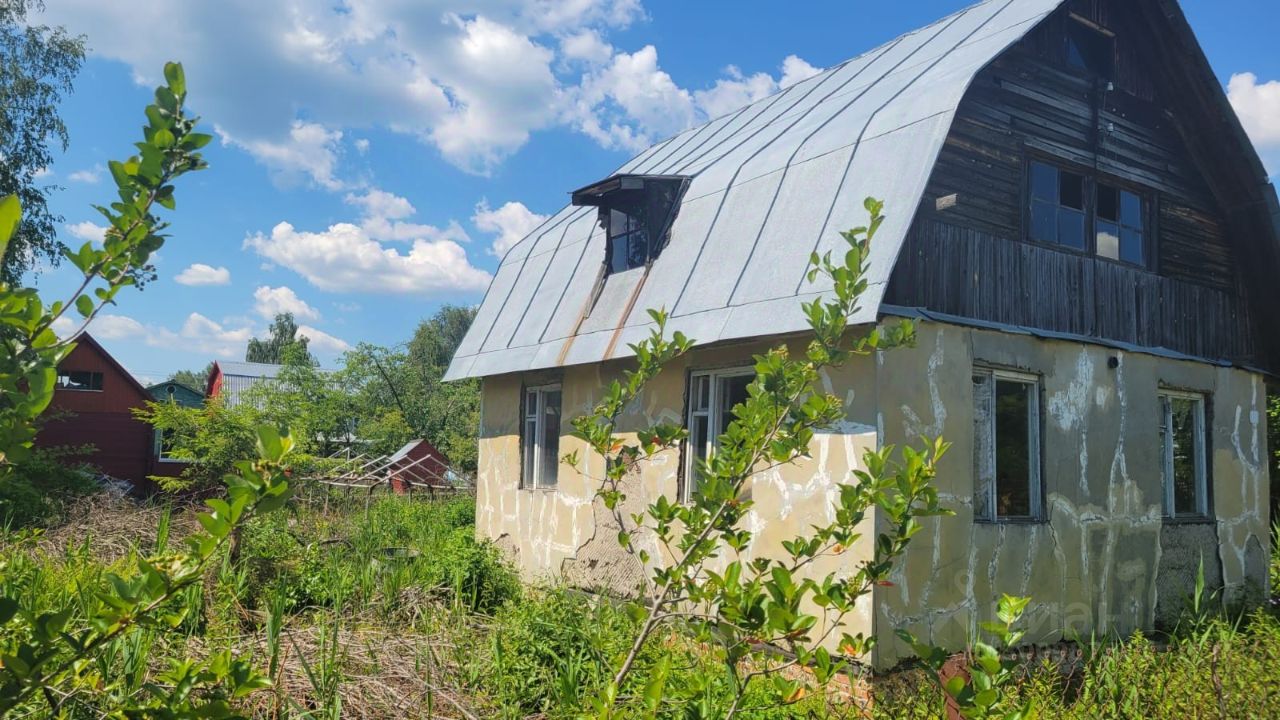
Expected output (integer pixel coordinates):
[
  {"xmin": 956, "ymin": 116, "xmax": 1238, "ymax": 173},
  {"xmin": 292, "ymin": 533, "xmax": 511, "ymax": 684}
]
[
  {"xmin": 1169, "ymin": 398, "xmax": 1197, "ymax": 515},
  {"xmin": 522, "ymin": 386, "xmax": 561, "ymax": 489},
  {"xmin": 1058, "ymin": 209, "xmax": 1086, "ymax": 251},
  {"xmin": 1120, "ymin": 190, "xmax": 1143, "ymax": 226},
  {"xmin": 1030, "ymin": 162, "xmax": 1057, "ymax": 202},
  {"xmin": 717, "ymin": 375, "xmax": 752, "ymax": 425},
  {"xmin": 994, "ymin": 379, "xmax": 1035, "ymax": 518},
  {"xmin": 1067, "ymin": 22, "xmax": 1114, "ymax": 77},
  {"xmin": 57, "ymin": 371, "xmax": 103, "ymax": 391},
  {"xmin": 685, "ymin": 369, "xmax": 754, "ymax": 502},
  {"xmin": 1030, "ymin": 200, "xmax": 1056, "ymax": 244},
  {"xmin": 1028, "ymin": 160, "xmax": 1148, "ymax": 266},
  {"xmin": 1096, "ymin": 221, "xmax": 1120, "ymax": 260},
  {"xmin": 523, "ymin": 391, "xmax": 538, "ymax": 487},
  {"xmin": 540, "ymin": 390, "xmax": 561, "ymax": 488},
  {"xmin": 1120, "ymin": 228, "xmax": 1144, "ymax": 265},
  {"xmin": 1159, "ymin": 392, "xmax": 1208, "ymax": 518},
  {"xmin": 974, "ymin": 369, "xmax": 1040, "ymax": 522}
]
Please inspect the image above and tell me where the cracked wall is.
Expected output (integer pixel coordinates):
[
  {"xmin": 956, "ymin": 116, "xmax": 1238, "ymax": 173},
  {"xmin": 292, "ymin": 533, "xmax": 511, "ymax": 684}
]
[
  {"xmin": 873, "ymin": 320, "xmax": 1270, "ymax": 668},
  {"xmin": 477, "ymin": 337, "xmax": 884, "ymax": 646},
  {"xmin": 475, "ymin": 319, "xmax": 1269, "ymax": 671}
]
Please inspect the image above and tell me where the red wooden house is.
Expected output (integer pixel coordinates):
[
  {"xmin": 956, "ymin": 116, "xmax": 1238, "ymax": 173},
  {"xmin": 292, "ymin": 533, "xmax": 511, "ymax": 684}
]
[
  {"xmin": 35, "ymin": 334, "xmax": 164, "ymax": 488},
  {"xmin": 387, "ymin": 439, "xmax": 452, "ymax": 493}
]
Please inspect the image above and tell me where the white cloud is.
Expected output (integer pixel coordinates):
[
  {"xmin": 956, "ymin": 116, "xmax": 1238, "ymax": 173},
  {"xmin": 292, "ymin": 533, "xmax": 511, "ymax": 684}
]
[
  {"xmin": 245, "ymin": 221, "xmax": 491, "ymax": 295},
  {"xmin": 473, "ymin": 199, "xmax": 549, "ymax": 257},
  {"xmin": 693, "ymin": 65, "xmax": 780, "ymax": 121},
  {"xmin": 297, "ymin": 324, "xmax": 351, "ymax": 354},
  {"xmin": 343, "ymin": 187, "xmax": 471, "ymax": 244},
  {"xmin": 34, "ymin": 167, "xmax": 52, "ymax": 179},
  {"xmin": 779, "ymin": 55, "xmax": 822, "ymax": 89},
  {"xmin": 345, "ymin": 188, "xmax": 415, "ymax": 221},
  {"xmin": 174, "ymin": 263, "xmax": 232, "ymax": 286},
  {"xmin": 253, "ymin": 285, "xmax": 321, "ymax": 321},
  {"xmin": 1228, "ymin": 72, "xmax": 1280, "ymax": 174},
  {"xmin": 64, "ymin": 221, "xmax": 107, "ymax": 245},
  {"xmin": 427, "ymin": 15, "xmax": 562, "ymax": 173},
  {"xmin": 91, "ymin": 314, "xmax": 148, "ymax": 339},
  {"xmin": 219, "ymin": 120, "xmax": 345, "ymax": 190},
  {"xmin": 68, "ymin": 166, "xmax": 103, "ymax": 184},
  {"xmin": 573, "ymin": 44, "xmax": 695, "ymax": 151},
  {"xmin": 561, "ymin": 29, "xmax": 613, "ymax": 65},
  {"xmin": 692, "ymin": 54, "xmax": 822, "ymax": 121},
  {"xmin": 36, "ymin": 1, "xmax": 813, "ymax": 176},
  {"xmin": 64, "ymin": 312, "xmax": 254, "ymax": 358}
]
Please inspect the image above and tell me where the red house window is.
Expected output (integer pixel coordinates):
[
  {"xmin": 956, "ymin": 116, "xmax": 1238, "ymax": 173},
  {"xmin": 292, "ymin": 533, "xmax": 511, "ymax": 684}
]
[{"xmin": 56, "ymin": 371, "xmax": 104, "ymax": 391}]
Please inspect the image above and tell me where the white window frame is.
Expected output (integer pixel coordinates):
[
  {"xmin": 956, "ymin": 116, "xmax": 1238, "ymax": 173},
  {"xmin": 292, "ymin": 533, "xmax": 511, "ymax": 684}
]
[
  {"xmin": 973, "ymin": 367, "xmax": 1043, "ymax": 523},
  {"xmin": 1158, "ymin": 389, "xmax": 1209, "ymax": 520},
  {"xmin": 683, "ymin": 367, "xmax": 754, "ymax": 503},
  {"xmin": 522, "ymin": 384, "xmax": 562, "ymax": 490}
]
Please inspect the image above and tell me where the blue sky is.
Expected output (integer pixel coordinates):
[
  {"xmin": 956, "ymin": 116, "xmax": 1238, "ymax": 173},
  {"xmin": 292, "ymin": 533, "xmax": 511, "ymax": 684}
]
[{"xmin": 27, "ymin": 0, "xmax": 1280, "ymax": 383}]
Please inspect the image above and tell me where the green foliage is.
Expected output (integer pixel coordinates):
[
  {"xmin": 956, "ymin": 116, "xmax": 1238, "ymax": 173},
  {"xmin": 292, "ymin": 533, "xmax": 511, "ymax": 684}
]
[
  {"xmin": 137, "ymin": 395, "xmax": 259, "ymax": 494},
  {"xmin": 0, "ymin": 448, "xmax": 98, "ymax": 528},
  {"xmin": 169, "ymin": 361, "xmax": 214, "ymax": 392},
  {"xmin": 0, "ymin": 1, "xmax": 86, "ymax": 283},
  {"xmin": 0, "ymin": 425, "xmax": 295, "ymax": 715},
  {"xmin": 566, "ymin": 198, "xmax": 950, "ymax": 718},
  {"xmin": 487, "ymin": 588, "xmax": 653, "ymax": 718},
  {"xmin": 235, "ymin": 495, "xmax": 518, "ymax": 617},
  {"xmin": 245, "ymin": 311, "xmax": 313, "ymax": 364},
  {"xmin": 898, "ymin": 594, "xmax": 1034, "ymax": 720},
  {"xmin": 874, "ymin": 611, "xmax": 1280, "ymax": 719},
  {"xmin": 140, "ymin": 348, "xmax": 358, "ymax": 494},
  {"xmin": 0, "ymin": 60, "xmax": 208, "ymax": 475},
  {"xmin": 340, "ymin": 304, "xmax": 481, "ymax": 472}
]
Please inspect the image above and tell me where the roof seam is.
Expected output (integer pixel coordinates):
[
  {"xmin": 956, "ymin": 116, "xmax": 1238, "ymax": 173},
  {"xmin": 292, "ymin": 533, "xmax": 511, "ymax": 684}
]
[
  {"xmin": 669, "ymin": 7, "xmax": 971, "ymax": 318},
  {"xmin": 792, "ymin": 0, "xmax": 1020, "ymax": 296}
]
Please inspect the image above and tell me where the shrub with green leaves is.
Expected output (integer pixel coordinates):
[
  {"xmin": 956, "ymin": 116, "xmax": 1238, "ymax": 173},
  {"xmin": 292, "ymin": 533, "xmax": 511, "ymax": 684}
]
[
  {"xmin": 566, "ymin": 199, "xmax": 951, "ymax": 717},
  {"xmin": 0, "ymin": 448, "xmax": 99, "ymax": 528}
]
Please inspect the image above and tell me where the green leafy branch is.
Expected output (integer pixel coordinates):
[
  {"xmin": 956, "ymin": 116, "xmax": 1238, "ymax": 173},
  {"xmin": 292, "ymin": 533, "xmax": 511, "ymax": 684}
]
[
  {"xmin": 898, "ymin": 594, "xmax": 1036, "ymax": 720},
  {"xmin": 568, "ymin": 198, "xmax": 954, "ymax": 718},
  {"xmin": 0, "ymin": 61, "xmax": 208, "ymax": 472}
]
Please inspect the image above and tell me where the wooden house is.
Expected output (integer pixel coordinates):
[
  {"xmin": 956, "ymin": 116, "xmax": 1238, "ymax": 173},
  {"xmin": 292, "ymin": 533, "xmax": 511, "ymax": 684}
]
[
  {"xmin": 446, "ymin": 0, "xmax": 1276, "ymax": 667},
  {"xmin": 35, "ymin": 334, "xmax": 161, "ymax": 487},
  {"xmin": 145, "ymin": 381, "xmax": 204, "ymax": 481}
]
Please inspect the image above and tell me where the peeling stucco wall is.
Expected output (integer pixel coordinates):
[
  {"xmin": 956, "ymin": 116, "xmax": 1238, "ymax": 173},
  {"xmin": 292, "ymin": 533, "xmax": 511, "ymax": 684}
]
[
  {"xmin": 874, "ymin": 320, "xmax": 1270, "ymax": 668},
  {"xmin": 477, "ymin": 337, "xmax": 883, "ymax": 645},
  {"xmin": 475, "ymin": 319, "xmax": 1269, "ymax": 671}
]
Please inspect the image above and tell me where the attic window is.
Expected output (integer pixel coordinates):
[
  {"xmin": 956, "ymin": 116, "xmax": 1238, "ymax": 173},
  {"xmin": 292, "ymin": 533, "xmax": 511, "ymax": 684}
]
[
  {"xmin": 57, "ymin": 370, "xmax": 103, "ymax": 391},
  {"xmin": 1066, "ymin": 14, "xmax": 1114, "ymax": 77},
  {"xmin": 571, "ymin": 174, "xmax": 690, "ymax": 274}
]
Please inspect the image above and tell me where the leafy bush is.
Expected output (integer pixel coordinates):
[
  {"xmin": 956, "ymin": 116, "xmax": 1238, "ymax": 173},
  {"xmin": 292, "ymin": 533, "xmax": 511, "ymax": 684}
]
[
  {"xmin": 487, "ymin": 588, "xmax": 643, "ymax": 717},
  {"xmin": 0, "ymin": 449, "xmax": 98, "ymax": 528}
]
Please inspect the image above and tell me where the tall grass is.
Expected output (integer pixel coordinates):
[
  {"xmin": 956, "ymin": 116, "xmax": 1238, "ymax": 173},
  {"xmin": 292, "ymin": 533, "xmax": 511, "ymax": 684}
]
[{"xmin": 3, "ymin": 489, "xmax": 1278, "ymax": 718}]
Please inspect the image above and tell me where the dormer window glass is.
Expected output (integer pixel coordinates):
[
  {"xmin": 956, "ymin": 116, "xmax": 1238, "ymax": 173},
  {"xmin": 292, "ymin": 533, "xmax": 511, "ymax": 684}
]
[{"xmin": 571, "ymin": 174, "xmax": 690, "ymax": 275}]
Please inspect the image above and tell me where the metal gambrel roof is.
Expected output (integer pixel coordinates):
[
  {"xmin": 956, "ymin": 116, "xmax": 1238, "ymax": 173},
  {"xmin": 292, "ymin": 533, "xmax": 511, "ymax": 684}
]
[{"xmin": 446, "ymin": 0, "xmax": 1067, "ymax": 381}]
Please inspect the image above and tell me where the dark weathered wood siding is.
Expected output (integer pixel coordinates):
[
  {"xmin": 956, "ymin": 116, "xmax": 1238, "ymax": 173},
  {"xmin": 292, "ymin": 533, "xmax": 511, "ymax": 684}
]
[{"xmin": 887, "ymin": 0, "xmax": 1258, "ymax": 366}]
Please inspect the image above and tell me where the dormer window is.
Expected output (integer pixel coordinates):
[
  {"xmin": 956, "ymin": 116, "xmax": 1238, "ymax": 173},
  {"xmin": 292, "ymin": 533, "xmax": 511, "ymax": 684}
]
[{"xmin": 571, "ymin": 174, "xmax": 690, "ymax": 274}]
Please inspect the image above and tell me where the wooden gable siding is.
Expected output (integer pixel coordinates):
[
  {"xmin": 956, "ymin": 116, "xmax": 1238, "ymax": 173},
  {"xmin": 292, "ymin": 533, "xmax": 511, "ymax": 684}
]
[
  {"xmin": 887, "ymin": 0, "xmax": 1255, "ymax": 365},
  {"xmin": 36, "ymin": 336, "xmax": 157, "ymax": 486}
]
